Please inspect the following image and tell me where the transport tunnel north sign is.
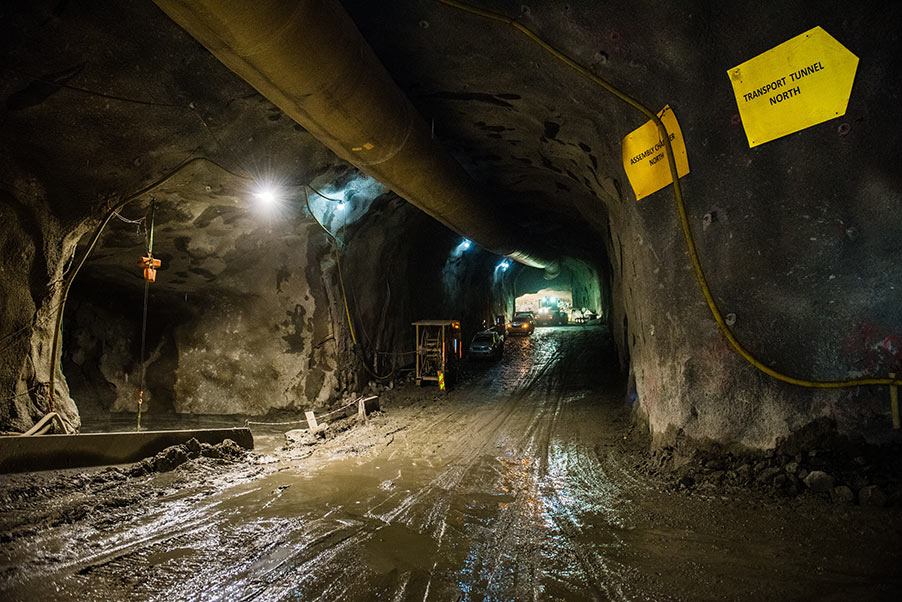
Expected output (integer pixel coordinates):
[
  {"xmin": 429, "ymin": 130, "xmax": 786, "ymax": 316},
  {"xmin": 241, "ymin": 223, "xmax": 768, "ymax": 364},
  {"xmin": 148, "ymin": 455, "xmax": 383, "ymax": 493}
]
[
  {"xmin": 728, "ymin": 26, "xmax": 858, "ymax": 147},
  {"xmin": 621, "ymin": 105, "xmax": 690, "ymax": 201}
]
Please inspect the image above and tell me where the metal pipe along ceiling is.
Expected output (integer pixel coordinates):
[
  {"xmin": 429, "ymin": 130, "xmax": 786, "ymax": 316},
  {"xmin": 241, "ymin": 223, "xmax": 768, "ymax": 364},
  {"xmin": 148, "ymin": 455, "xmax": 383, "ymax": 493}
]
[{"xmin": 153, "ymin": 0, "xmax": 560, "ymax": 276}]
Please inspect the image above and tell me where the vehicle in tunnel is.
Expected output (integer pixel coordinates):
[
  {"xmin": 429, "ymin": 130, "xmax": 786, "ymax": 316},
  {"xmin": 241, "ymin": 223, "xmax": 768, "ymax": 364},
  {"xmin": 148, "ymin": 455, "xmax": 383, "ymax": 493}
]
[
  {"xmin": 536, "ymin": 307, "xmax": 568, "ymax": 326},
  {"xmin": 2, "ymin": 0, "xmax": 902, "ymax": 598},
  {"xmin": 535, "ymin": 296, "xmax": 569, "ymax": 326},
  {"xmin": 468, "ymin": 330, "xmax": 503, "ymax": 361},
  {"xmin": 507, "ymin": 311, "xmax": 536, "ymax": 335}
]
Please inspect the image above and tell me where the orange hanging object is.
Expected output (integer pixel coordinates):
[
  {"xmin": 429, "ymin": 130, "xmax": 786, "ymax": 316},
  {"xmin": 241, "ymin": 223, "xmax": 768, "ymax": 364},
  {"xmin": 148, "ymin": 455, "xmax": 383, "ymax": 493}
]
[{"xmin": 139, "ymin": 255, "xmax": 162, "ymax": 283}]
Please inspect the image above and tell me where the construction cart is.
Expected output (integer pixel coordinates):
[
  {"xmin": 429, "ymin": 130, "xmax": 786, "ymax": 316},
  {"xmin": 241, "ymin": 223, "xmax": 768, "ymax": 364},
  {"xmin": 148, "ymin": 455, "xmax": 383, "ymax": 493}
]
[{"xmin": 413, "ymin": 320, "xmax": 462, "ymax": 389}]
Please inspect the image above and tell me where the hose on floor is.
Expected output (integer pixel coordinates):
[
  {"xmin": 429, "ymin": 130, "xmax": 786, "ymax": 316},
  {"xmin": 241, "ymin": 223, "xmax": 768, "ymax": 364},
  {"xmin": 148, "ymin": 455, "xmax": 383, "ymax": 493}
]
[
  {"xmin": 438, "ymin": 0, "xmax": 902, "ymax": 389},
  {"xmin": 19, "ymin": 412, "xmax": 66, "ymax": 436}
]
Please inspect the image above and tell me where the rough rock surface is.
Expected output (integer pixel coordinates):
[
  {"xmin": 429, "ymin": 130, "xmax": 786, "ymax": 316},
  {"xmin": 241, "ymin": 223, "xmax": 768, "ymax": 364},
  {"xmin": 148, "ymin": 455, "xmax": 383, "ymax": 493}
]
[
  {"xmin": 803, "ymin": 470, "xmax": 834, "ymax": 493},
  {"xmin": 859, "ymin": 485, "xmax": 887, "ymax": 508},
  {"xmin": 341, "ymin": 0, "xmax": 902, "ymax": 449},
  {"xmin": 128, "ymin": 437, "xmax": 247, "ymax": 475},
  {"xmin": 2, "ymin": 0, "xmax": 901, "ymax": 453},
  {"xmin": 0, "ymin": 1, "xmax": 515, "ymax": 429}
]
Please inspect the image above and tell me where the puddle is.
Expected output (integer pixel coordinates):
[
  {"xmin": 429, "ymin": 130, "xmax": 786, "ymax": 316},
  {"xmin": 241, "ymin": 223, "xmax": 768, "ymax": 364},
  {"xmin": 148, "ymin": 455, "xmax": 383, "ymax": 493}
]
[{"xmin": 363, "ymin": 524, "xmax": 439, "ymax": 574}]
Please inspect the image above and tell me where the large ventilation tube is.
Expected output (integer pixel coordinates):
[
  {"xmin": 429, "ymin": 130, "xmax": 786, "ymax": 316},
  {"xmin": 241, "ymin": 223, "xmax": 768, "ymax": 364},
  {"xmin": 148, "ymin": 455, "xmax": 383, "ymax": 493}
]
[{"xmin": 153, "ymin": 0, "xmax": 560, "ymax": 277}]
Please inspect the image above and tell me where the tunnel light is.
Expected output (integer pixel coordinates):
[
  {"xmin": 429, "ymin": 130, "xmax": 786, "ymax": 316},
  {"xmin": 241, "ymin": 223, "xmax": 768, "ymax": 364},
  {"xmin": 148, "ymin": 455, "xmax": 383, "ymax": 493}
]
[
  {"xmin": 451, "ymin": 237, "xmax": 474, "ymax": 258},
  {"xmin": 336, "ymin": 201, "xmax": 347, "ymax": 211},
  {"xmin": 252, "ymin": 183, "xmax": 282, "ymax": 212},
  {"xmin": 498, "ymin": 259, "xmax": 511, "ymax": 271},
  {"xmin": 254, "ymin": 186, "xmax": 277, "ymax": 205}
]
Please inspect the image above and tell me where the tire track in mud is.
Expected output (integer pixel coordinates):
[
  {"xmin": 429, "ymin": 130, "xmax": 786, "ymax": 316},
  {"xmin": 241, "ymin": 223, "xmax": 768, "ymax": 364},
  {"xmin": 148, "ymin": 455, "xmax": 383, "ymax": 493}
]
[
  {"xmin": 122, "ymin": 334, "xmax": 573, "ymax": 600},
  {"xmin": 98, "ymin": 341, "xmax": 569, "ymax": 601},
  {"xmin": 0, "ymin": 462, "xmax": 272, "ymax": 596},
  {"xmin": 453, "ymin": 333, "xmax": 575, "ymax": 599},
  {"xmin": 440, "ymin": 330, "xmax": 618, "ymax": 599},
  {"xmin": 2, "ymin": 327, "xmax": 627, "ymax": 601},
  {"xmin": 454, "ymin": 329, "xmax": 638, "ymax": 600},
  {"xmin": 244, "ymin": 331, "xmax": 577, "ymax": 599}
]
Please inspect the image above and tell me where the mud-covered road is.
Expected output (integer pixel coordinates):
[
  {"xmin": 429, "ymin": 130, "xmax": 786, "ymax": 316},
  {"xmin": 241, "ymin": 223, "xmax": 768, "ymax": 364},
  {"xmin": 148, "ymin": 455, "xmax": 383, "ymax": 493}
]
[{"xmin": 2, "ymin": 326, "xmax": 901, "ymax": 600}]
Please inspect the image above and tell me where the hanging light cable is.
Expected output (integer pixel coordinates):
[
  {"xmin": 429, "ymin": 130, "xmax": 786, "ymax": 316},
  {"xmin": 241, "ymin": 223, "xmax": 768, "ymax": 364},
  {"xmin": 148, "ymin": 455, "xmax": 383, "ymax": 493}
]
[{"xmin": 136, "ymin": 199, "xmax": 159, "ymax": 431}]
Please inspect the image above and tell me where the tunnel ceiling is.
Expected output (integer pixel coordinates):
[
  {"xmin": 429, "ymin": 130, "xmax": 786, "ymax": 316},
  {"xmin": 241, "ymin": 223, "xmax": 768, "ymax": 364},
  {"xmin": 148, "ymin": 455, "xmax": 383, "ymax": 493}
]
[
  {"xmin": 4, "ymin": 1, "xmax": 900, "ymax": 363},
  {"xmin": 0, "ymin": 0, "xmax": 397, "ymax": 299},
  {"xmin": 341, "ymin": 0, "xmax": 631, "ymax": 246},
  {"xmin": 0, "ymin": 0, "xmax": 622, "ymax": 276}
]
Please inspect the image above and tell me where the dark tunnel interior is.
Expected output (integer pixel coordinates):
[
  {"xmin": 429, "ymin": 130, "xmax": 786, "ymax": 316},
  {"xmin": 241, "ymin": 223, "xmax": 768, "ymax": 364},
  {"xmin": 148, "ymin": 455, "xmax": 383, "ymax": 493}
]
[{"xmin": 1, "ymin": 1, "xmax": 902, "ymax": 599}]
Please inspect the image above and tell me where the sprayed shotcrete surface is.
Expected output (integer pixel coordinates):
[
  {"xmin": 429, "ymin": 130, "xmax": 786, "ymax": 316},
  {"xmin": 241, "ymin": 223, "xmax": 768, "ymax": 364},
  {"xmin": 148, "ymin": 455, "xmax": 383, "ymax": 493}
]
[{"xmin": 2, "ymin": 327, "xmax": 899, "ymax": 600}]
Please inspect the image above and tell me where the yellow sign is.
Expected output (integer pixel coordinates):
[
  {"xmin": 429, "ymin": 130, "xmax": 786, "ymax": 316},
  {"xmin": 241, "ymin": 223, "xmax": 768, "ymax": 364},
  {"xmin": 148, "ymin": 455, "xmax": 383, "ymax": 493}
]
[
  {"xmin": 727, "ymin": 27, "xmax": 858, "ymax": 147},
  {"xmin": 437, "ymin": 370, "xmax": 446, "ymax": 391},
  {"xmin": 621, "ymin": 105, "xmax": 690, "ymax": 201}
]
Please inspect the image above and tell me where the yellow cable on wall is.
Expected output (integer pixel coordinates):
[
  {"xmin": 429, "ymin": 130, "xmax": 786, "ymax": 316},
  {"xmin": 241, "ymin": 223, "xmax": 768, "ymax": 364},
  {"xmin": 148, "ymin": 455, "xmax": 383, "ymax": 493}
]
[{"xmin": 438, "ymin": 0, "xmax": 902, "ymax": 389}]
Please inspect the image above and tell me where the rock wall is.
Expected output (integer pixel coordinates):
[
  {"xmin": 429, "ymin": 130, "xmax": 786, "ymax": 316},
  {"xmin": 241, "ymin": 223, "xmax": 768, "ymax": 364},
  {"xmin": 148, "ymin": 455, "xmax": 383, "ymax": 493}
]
[
  {"xmin": 343, "ymin": 0, "xmax": 902, "ymax": 449},
  {"xmin": 59, "ymin": 191, "xmax": 509, "ymax": 421},
  {"xmin": 0, "ymin": 161, "xmax": 85, "ymax": 432},
  {"xmin": 594, "ymin": 3, "xmax": 902, "ymax": 449}
]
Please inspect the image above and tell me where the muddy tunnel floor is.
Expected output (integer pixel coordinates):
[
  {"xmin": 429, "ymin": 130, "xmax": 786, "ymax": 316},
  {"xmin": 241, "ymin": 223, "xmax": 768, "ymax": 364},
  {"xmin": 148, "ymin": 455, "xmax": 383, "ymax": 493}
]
[{"xmin": 1, "ymin": 326, "xmax": 900, "ymax": 601}]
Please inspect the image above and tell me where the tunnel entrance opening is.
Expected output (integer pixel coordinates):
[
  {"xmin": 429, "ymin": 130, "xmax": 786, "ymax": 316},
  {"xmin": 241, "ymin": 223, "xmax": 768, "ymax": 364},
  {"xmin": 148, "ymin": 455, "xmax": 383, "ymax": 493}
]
[
  {"xmin": 513, "ymin": 259, "xmax": 606, "ymax": 325},
  {"xmin": 515, "ymin": 289, "xmax": 572, "ymax": 325}
]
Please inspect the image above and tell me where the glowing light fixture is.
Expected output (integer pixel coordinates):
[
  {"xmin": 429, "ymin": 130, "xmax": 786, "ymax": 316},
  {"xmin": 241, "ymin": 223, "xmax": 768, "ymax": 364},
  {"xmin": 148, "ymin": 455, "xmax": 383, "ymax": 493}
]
[
  {"xmin": 452, "ymin": 237, "xmax": 474, "ymax": 258},
  {"xmin": 253, "ymin": 185, "xmax": 279, "ymax": 206},
  {"xmin": 336, "ymin": 201, "xmax": 347, "ymax": 211},
  {"xmin": 498, "ymin": 259, "xmax": 511, "ymax": 271}
]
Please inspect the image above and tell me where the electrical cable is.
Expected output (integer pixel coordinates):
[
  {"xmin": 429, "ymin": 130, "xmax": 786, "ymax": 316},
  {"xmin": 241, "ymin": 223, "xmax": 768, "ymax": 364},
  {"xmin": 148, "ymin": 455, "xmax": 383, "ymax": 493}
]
[
  {"xmin": 0, "ymin": 385, "xmax": 42, "ymax": 405},
  {"xmin": 438, "ymin": 0, "xmax": 902, "ymax": 389},
  {"xmin": 303, "ymin": 187, "xmax": 395, "ymax": 380},
  {"xmin": 307, "ymin": 184, "xmax": 345, "ymax": 203},
  {"xmin": 19, "ymin": 411, "xmax": 66, "ymax": 437},
  {"xmin": 1, "ymin": 66, "xmax": 186, "ymax": 109}
]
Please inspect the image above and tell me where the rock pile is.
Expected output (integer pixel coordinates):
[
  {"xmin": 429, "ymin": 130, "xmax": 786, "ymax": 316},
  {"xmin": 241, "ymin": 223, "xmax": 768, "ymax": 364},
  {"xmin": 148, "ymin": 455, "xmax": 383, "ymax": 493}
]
[
  {"xmin": 645, "ymin": 418, "xmax": 902, "ymax": 507},
  {"xmin": 128, "ymin": 438, "xmax": 247, "ymax": 476}
]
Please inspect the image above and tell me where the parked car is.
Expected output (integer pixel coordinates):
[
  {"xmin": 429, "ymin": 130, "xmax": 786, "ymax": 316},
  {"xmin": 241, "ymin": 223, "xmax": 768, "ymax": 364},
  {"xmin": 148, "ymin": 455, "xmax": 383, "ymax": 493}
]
[
  {"xmin": 469, "ymin": 330, "xmax": 504, "ymax": 360},
  {"xmin": 507, "ymin": 312, "xmax": 535, "ymax": 335}
]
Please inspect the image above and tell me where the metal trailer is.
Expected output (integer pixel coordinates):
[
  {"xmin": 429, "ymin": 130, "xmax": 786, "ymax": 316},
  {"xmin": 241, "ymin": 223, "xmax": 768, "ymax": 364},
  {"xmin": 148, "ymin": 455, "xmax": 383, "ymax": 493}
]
[{"xmin": 413, "ymin": 320, "xmax": 462, "ymax": 388}]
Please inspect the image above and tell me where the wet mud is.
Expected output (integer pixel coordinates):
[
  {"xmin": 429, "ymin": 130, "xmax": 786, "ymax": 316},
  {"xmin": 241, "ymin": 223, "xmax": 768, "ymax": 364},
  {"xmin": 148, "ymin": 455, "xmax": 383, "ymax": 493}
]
[{"xmin": 2, "ymin": 326, "xmax": 901, "ymax": 600}]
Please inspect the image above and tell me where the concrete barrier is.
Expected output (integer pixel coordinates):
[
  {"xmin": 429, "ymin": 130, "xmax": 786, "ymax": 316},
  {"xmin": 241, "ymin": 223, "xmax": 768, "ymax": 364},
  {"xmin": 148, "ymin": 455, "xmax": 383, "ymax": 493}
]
[{"xmin": 0, "ymin": 428, "xmax": 254, "ymax": 474}]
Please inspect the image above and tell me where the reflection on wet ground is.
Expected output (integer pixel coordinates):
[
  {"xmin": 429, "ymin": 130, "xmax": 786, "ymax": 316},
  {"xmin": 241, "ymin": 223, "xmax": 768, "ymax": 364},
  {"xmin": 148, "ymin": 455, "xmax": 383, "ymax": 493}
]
[{"xmin": 2, "ymin": 326, "xmax": 901, "ymax": 600}]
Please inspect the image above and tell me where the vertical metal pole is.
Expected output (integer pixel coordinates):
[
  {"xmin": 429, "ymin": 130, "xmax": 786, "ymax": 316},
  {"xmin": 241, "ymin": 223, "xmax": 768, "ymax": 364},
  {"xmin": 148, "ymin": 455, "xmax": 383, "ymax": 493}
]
[
  {"xmin": 891, "ymin": 372, "xmax": 899, "ymax": 430},
  {"xmin": 146, "ymin": 200, "xmax": 156, "ymax": 256},
  {"xmin": 137, "ymin": 200, "xmax": 156, "ymax": 431}
]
